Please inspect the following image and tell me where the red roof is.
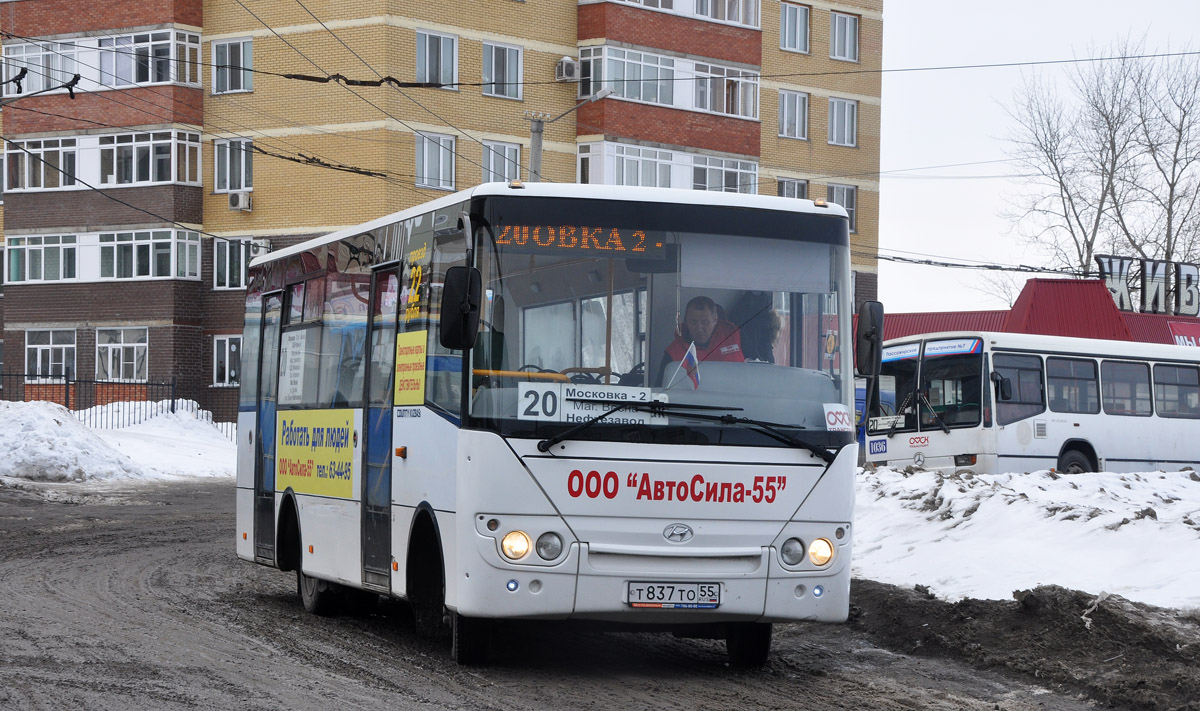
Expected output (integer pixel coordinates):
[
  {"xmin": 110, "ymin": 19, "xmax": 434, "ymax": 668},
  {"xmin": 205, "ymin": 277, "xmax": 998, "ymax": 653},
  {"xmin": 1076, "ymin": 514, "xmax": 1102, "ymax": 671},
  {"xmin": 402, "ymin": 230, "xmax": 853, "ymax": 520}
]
[
  {"xmin": 1003, "ymin": 279, "xmax": 1133, "ymax": 340},
  {"xmin": 883, "ymin": 310, "xmax": 1007, "ymax": 341}
]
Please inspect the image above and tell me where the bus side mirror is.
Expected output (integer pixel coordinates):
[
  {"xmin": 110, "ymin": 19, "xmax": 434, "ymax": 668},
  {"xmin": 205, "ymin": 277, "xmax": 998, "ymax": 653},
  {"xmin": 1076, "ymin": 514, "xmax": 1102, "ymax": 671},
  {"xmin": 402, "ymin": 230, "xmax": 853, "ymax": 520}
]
[
  {"xmin": 855, "ymin": 300, "xmax": 884, "ymax": 377},
  {"xmin": 439, "ymin": 266, "xmax": 482, "ymax": 350},
  {"xmin": 991, "ymin": 371, "xmax": 1013, "ymax": 401}
]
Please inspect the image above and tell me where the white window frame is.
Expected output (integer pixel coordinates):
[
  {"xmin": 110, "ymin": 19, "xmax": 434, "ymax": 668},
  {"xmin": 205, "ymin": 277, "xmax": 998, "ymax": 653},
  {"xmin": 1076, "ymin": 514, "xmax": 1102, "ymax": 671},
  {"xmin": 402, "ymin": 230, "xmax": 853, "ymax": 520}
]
[
  {"xmin": 692, "ymin": 155, "xmax": 757, "ymax": 193},
  {"xmin": 612, "ymin": 144, "xmax": 673, "ymax": 187},
  {"xmin": 781, "ymin": 3, "xmax": 810, "ymax": 53},
  {"xmin": 215, "ymin": 139, "xmax": 253, "ymax": 192},
  {"xmin": 779, "ymin": 90, "xmax": 808, "ymax": 139},
  {"xmin": 2, "ymin": 33, "xmax": 200, "ymax": 98},
  {"xmin": 482, "ymin": 42, "xmax": 522, "ymax": 100},
  {"xmin": 694, "ymin": 63, "xmax": 758, "ymax": 119},
  {"xmin": 5, "ymin": 235, "xmax": 78, "ymax": 283},
  {"xmin": 828, "ymin": 97, "xmax": 858, "ymax": 147},
  {"xmin": 25, "ymin": 329, "xmax": 76, "ymax": 381},
  {"xmin": 482, "ymin": 141, "xmax": 521, "ymax": 183},
  {"xmin": 212, "ymin": 38, "xmax": 253, "ymax": 94},
  {"xmin": 417, "ymin": 30, "xmax": 458, "ymax": 88},
  {"xmin": 778, "ymin": 178, "xmax": 808, "ymax": 199},
  {"xmin": 415, "ymin": 132, "xmax": 455, "ymax": 190},
  {"xmin": 100, "ymin": 131, "xmax": 201, "ymax": 187},
  {"xmin": 2, "ymin": 41, "xmax": 77, "ymax": 96},
  {"xmin": 214, "ymin": 335, "xmax": 242, "ymax": 386},
  {"xmin": 175, "ymin": 32, "xmax": 202, "ymax": 86},
  {"xmin": 694, "ymin": 0, "xmax": 760, "ymax": 28},
  {"xmin": 600, "ymin": 48, "xmax": 675, "ymax": 105},
  {"xmin": 828, "ymin": 183, "xmax": 857, "ymax": 232},
  {"xmin": 96, "ymin": 327, "xmax": 148, "ymax": 383},
  {"xmin": 830, "ymin": 12, "xmax": 860, "ymax": 62},
  {"xmin": 99, "ymin": 230, "xmax": 200, "ymax": 281},
  {"xmin": 214, "ymin": 238, "xmax": 252, "ymax": 289},
  {"xmin": 99, "ymin": 31, "xmax": 182, "ymax": 87},
  {"xmin": 577, "ymin": 143, "xmax": 595, "ymax": 184},
  {"xmin": 5, "ymin": 138, "xmax": 77, "ymax": 190}
]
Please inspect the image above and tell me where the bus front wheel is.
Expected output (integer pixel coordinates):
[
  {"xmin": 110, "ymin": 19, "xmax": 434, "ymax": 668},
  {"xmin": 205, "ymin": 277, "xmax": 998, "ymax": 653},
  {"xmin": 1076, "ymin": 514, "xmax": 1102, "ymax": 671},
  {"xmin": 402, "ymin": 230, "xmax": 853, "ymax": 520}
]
[
  {"xmin": 1058, "ymin": 450, "xmax": 1093, "ymax": 474},
  {"xmin": 297, "ymin": 569, "xmax": 340, "ymax": 616},
  {"xmin": 726, "ymin": 622, "xmax": 772, "ymax": 667},
  {"xmin": 451, "ymin": 612, "xmax": 491, "ymax": 665}
]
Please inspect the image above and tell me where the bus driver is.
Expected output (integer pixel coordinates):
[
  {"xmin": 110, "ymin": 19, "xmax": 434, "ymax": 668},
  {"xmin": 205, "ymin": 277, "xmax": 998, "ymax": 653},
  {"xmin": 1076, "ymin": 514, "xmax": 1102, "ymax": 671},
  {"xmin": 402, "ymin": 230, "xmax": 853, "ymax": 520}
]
[{"xmin": 664, "ymin": 296, "xmax": 745, "ymax": 366}]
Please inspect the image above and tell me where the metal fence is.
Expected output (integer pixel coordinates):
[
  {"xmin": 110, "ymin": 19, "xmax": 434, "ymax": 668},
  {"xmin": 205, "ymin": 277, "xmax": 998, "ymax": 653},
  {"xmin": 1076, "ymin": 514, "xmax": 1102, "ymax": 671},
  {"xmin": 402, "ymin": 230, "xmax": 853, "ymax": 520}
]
[{"xmin": 0, "ymin": 373, "xmax": 240, "ymax": 440}]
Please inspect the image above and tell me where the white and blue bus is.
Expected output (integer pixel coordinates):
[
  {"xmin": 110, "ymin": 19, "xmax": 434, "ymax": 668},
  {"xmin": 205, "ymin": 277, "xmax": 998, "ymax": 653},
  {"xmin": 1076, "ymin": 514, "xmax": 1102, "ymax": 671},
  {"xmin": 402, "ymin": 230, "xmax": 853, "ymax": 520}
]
[
  {"xmin": 864, "ymin": 331, "xmax": 1200, "ymax": 474},
  {"xmin": 234, "ymin": 182, "xmax": 877, "ymax": 665}
]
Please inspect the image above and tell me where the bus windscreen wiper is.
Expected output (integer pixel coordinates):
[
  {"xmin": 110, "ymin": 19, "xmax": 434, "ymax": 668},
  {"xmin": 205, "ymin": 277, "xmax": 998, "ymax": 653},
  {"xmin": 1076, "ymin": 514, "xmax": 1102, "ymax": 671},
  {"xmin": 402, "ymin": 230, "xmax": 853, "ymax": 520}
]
[
  {"xmin": 536, "ymin": 399, "xmax": 740, "ymax": 453},
  {"xmin": 918, "ymin": 392, "xmax": 951, "ymax": 434}
]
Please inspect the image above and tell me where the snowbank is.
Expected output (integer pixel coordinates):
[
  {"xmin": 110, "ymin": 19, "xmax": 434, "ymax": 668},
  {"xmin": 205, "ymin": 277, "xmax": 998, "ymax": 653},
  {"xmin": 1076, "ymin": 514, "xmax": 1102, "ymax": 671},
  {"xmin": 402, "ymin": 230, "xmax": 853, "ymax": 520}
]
[{"xmin": 853, "ymin": 466, "xmax": 1200, "ymax": 609}]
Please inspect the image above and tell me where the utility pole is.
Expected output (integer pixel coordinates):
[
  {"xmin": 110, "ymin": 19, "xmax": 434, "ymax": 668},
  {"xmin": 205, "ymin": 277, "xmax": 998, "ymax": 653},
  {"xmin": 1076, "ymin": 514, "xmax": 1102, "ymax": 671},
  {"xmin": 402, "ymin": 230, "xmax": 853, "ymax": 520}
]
[{"xmin": 524, "ymin": 87, "xmax": 612, "ymax": 182}]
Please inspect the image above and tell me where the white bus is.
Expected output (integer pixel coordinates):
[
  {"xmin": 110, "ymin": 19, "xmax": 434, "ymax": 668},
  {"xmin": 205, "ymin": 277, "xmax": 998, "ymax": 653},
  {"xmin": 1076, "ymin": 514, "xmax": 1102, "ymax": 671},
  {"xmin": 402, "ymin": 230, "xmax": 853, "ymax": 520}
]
[
  {"xmin": 235, "ymin": 182, "xmax": 876, "ymax": 665},
  {"xmin": 863, "ymin": 331, "xmax": 1200, "ymax": 474}
]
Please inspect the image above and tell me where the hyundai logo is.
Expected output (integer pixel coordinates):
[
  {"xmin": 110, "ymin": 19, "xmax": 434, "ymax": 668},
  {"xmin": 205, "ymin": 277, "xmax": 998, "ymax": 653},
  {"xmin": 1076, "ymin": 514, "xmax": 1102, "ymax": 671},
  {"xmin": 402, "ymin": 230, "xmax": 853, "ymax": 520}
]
[{"xmin": 663, "ymin": 523, "xmax": 694, "ymax": 543}]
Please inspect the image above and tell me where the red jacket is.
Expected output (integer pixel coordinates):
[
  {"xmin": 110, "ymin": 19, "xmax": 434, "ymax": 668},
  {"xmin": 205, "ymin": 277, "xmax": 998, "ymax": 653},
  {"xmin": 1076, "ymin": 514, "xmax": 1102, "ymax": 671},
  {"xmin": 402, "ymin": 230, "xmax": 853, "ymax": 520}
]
[{"xmin": 665, "ymin": 320, "xmax": 745, "ymax": 363}]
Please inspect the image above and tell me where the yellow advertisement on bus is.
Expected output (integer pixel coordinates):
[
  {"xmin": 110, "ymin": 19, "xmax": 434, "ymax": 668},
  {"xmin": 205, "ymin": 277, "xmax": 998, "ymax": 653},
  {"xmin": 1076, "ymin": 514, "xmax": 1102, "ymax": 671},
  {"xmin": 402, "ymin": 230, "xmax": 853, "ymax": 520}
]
[
  {"xmin": 276, "ymin": 409, "xmax": 357, "ymax": 498},
  {"xmin": 395, "ymin": 329, "xmax": 427, "ymax": 405}
]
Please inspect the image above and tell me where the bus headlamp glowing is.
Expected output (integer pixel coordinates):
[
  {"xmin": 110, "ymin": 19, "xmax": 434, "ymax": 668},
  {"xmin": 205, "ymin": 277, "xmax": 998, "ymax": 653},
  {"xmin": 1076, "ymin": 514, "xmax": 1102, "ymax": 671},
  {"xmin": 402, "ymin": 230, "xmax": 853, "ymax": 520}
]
[
  {"xmin": 780, "ymin": 538, "xmax": 806, "ymax": 566},
  {"xmin": 535, "ymin": 532, "xmax": 563, "ymax": 560},
  {"xmin": 501, "ymin": 531, "xmax": 531, "ymax": 560},
  {"xmin": 808, "ymin": 538, "xmax": 835, "ymax": 566}
]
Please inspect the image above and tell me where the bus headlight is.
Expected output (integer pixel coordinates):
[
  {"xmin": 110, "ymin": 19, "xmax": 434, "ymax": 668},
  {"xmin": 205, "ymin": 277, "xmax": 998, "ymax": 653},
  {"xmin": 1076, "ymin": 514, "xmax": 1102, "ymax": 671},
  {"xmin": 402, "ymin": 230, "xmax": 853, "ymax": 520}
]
[
  {"xmin": 808, "ymin": 538, "xmax": 835, "ymax": 566},
  {"xmin": 780, "ymin": 538, "xmax": 806, "ymax": 566},
  {"xmin": 535, "ymin": 532, "xmax": 563, "ymax": 560},
  {"xmin": 501, "ymin": 531, "xmax": 531, "ymax": 560}
]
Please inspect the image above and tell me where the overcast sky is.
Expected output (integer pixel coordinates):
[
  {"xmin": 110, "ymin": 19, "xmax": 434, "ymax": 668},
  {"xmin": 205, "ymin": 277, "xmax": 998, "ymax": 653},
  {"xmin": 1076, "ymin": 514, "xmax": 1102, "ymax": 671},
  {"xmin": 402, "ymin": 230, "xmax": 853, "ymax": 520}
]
[{"xmin": 877, "ymin": 0, "xmax": 1200, "ymax": 313}]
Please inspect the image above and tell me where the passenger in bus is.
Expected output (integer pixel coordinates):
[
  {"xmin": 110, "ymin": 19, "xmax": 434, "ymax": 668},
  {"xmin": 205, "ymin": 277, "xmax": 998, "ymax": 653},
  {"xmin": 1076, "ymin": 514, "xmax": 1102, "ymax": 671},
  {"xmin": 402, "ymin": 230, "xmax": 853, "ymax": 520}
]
[
  {"xmin": 660, "ymin": 296, "xmax": 745, "ymax": 376},
  {"xmin": 729, "ymin": 290, "xmax": 780, "ymax": 363}
]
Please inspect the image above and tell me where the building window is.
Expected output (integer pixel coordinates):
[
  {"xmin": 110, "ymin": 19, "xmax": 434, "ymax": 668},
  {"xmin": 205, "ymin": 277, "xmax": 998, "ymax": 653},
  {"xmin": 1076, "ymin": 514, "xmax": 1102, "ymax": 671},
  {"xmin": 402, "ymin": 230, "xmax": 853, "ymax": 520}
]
[
  {"xmin": 416, "ymin": 133, "xmax": 455, "ymax": 190},
  {"xmin": 694, "ymin": 63, "xmax": 758, "ymax": 119},
  {"xmin": 578, "ymin": 144, "xmax": 593, "ymax": 184},
  {"xmin": 213, "ymin": 39, "xmax": 253, "ymax": 94},
  {"xmin": 779, "ymin": 90, "xmax": 808, "ymax": 139},
  {"xmin": 693, "ymin": 156, "xmax": 756, "ymax": 193},
  {"xmin": 694, "ymin": 0, "xmax": 759, "ymax": 27},
  {"xmin": 616, "ymin": 0, "xmax": 674, "ymax": 7},
  {"xmin": 828, "ymin": 97, "xmax": 857, "ymax": 147},
  {"xmin": 579, "ymin": 46, "xmax": 601, "ymax": 97},
  {"xmin": 781, "ymin": 3, "xmax": 810, "ymax": 53},
  {"xmin": 25, "ymin": 330, "xmax": 76, "ymax": 380},
  {"xmin": 830, "ymin": 12, "xmax": 859, "ymax": 62},
  {"xmin": 215, "ymin": 238, "xmax": 252, "ymax": 289},
  {"xmin": 214, "ymin": 335, "xmax": 242, "ymax": 386},
  {"xmin": 613, "ymin": 145, "xmax": 673, "ymax": 187},
  {"xmin": 483, "ymin": 42, "xmax": 521, "ymax": 99},
  {"xmin": 417, "ymin": 30, "xmax": 457, "ymax": 87},
  {"xmin": 215, "ymin": 139, "xmax": 253, "ymax": 192},
  {"xmin": 97, "ymin": 328, "xmax": 148, "ymax": 382},
  {"xmin": 482, "ymin": 141, "xmax": 521, "ymax": 183},
  {"xmin": 100, "ymin": 230, "xmax": 199, "ymax": 280},
  {"xmin": 602, "ymin": 48, "xmax": 675, "ymax": 104},
  {"xmin": 100, "ymin": 32, "xmax": 172, "ymax": 87},
  {"xmin": 2, "ymin": 41, "xmax": 77, "ymax": 96},
  {"xmin": 5, "ymin": 139, "xmax": 77, "ymax": 190},
  {"xmin": 778, "ymin": 178, "xmax": 807, "ymax": 199},
  {"xmin": 5, "ymin": 236, "xmax": 77, "ymax": 283},
  {"xmin": 827, "ymin": 184, "xmax": 857, "ymax": 231},
  {"xmin": 176, "ymin": 32, "xmax": 202, "ymax": 85},
  {"xmin": 100, "ymin": 132, "xmax": 200, "ymax": 186},
  {"xmin": 175, "ymin": 132, "xmax": 202, "ymax": 183}
]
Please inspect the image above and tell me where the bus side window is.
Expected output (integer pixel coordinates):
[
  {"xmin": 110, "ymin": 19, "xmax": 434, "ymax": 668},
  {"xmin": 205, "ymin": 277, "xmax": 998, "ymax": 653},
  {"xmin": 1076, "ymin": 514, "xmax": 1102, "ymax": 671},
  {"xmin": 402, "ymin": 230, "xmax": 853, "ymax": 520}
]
[
  {"xmin": 992, "ymin": 354, "xmax": 1044, "ymax": 425},
  {"xmin": 425, "ymin": 230, "xmax": 468, "ymax": 417}
]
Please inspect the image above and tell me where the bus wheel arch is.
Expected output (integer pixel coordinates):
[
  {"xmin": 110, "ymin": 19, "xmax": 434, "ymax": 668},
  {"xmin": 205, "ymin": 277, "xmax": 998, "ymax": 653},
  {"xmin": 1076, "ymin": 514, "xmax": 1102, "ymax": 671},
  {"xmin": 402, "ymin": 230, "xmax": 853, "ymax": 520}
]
[
  {"xmin": 276, "ymin": 491, "xmax": 301, "ymax": 573},
  {"xmin": 407, "ymin": 503, "xmax": 446, "ymax": 638},
  {"xmin": 1058, "ymin": 441, "xmax": 1097, "ymax": 473}
]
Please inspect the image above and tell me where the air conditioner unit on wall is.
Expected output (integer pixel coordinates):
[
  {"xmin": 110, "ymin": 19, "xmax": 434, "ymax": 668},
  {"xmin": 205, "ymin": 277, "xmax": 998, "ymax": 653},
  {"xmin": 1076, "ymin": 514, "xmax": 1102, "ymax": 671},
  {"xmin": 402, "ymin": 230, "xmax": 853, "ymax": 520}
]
[
  {"xmin": 555, "ymin": 57, "xmax": 578, "ymax": 83},
  {"xmin": 228, "ymin": 192, "xmax": 252, "ymax": 211}
]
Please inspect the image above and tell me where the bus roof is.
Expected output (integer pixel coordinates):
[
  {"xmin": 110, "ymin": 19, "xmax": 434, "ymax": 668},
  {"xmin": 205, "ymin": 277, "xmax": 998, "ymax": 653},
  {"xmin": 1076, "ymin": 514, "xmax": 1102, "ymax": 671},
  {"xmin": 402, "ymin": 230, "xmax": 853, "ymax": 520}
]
[
  {"xmin": 249, "ymin": 182, "xmax": 849, "ymax": 269},
  {"xmin": 886, "ymin": 330, "xmax": 1200, "ymax": 363}
]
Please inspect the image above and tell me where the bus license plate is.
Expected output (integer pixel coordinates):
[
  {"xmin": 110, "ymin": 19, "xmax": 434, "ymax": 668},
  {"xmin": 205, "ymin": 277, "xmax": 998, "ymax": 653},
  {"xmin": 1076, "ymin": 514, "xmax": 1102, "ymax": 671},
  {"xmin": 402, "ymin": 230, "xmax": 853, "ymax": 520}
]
[{"xmin": 627, "ymin": 581, "xmax": 721, "ymax": 609}]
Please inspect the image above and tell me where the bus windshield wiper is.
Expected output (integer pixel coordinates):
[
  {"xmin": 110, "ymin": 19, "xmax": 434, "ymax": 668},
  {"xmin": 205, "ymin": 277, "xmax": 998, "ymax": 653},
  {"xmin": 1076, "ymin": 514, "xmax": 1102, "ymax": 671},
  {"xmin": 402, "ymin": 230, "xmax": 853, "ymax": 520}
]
[
  {"xmin": 536, "ymin": 399, "xmax": 741, "ymax": 453},
  {"xmin": 687, "ymin": 412, "xmax": 836, "ymax": 464},
  {"xmin": 918, "ymin": 392, "xmax": 951, "ymax": 434}
]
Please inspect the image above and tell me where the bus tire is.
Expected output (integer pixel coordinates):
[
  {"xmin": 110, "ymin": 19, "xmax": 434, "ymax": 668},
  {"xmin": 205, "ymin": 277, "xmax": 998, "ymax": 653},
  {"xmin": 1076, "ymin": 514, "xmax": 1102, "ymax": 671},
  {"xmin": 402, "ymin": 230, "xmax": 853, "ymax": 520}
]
[
  {"xmin": 1058, "ymin": 449, "xmax": 1092, "ymax": 474},
  {"xmin": 726, "ymin": 622, "xmax": 772, "ymax": 667},
  {"xmin": 297, "ymin": 569, "xmax": 340, "ymax": 616},
  {"xmin": 451, "ymin": 612, "xmax": 491, "ymax": 665}
]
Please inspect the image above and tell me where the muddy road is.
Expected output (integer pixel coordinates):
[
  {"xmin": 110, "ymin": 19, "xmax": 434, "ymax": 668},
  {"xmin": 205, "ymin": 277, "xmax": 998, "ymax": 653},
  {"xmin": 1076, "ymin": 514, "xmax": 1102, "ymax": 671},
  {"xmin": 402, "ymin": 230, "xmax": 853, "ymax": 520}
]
[{"xmin": 0, "ymin": 478, "xmax": 1196, "ymax": 710}]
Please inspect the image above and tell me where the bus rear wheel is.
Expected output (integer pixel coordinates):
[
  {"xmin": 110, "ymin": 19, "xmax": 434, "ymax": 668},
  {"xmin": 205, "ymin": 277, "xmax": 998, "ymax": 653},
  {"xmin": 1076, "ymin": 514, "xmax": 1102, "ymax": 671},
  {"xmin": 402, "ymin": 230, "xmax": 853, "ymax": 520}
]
[
  {"xmin": 1058, "ymin": 450, "xmax": 1093, "ymax": 474},
  {"xmin": 726, "ymin": 622, "xmax": 772, "ymax": 667},
  {"xmin": 297, "ymin": 569, "xmax": 341, "ymax": 616},
  {"xmin": 451, "ymin": 612, "xmax": 491, "ymax": 665}
]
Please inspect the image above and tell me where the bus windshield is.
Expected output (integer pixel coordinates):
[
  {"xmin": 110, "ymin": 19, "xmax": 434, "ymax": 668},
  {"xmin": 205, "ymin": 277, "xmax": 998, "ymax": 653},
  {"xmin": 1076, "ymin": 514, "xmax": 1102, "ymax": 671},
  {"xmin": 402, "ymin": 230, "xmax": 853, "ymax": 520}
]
[
  {"xmin": 870, "ymin": 338, "xmax": 984, "ymax": 434},
  {"xmin": 468, "ymin": 195, "xmax": 853, "ymax": 448}
]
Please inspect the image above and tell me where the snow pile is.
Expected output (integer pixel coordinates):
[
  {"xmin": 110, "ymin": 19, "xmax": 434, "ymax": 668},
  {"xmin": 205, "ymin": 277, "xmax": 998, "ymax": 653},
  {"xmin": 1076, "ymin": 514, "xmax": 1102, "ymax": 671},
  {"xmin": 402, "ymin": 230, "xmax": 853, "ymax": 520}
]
[
  {"xmin": 0, "ymin": 400, "xmax": 235, "ymax": 482},
  {"xmin": 854, "ymin": 466, "xmax": 1200, "ymax": 609},
  {"xmin": 0, "ymin": 400, "xmax": 145, "ymax": 481}
]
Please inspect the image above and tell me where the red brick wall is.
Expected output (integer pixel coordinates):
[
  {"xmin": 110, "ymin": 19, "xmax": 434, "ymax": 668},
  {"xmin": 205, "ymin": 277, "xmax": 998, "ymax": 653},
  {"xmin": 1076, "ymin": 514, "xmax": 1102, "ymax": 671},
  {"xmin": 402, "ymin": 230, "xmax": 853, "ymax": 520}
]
[
  {"xmin": 578, "ymin": 99, "xmax": 760, "ymax": 157},
  {"xmin": 0, "ymin": 0, "xmax": 201, "ymax": 37},
  {"xmin": 578, "ymin": 3, "xmax": 761, "ymax": 66},
  {"xmin": 3, "ymin": 186, "xmax": 203, "ymax": 231},
  {"xmin": 3, "ymin": 87, "xmax": 204, "ymax": 134}
]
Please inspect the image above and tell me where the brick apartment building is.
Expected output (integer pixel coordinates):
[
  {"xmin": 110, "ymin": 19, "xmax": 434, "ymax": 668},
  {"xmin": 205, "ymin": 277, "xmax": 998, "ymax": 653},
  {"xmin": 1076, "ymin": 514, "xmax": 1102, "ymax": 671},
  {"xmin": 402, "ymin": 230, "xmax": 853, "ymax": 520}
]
[{"xmin": 1, "ymin": 0, "xmax": 882, "ymax": 418}]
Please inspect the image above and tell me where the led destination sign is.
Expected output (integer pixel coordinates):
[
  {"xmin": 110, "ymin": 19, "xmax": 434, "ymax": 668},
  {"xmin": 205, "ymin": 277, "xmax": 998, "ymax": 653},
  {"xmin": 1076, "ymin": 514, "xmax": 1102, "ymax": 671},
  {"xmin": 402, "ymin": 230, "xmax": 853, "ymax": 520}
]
[{"xmin": 494, "ymin": 224, "xmax": 666, "ymax": 257}]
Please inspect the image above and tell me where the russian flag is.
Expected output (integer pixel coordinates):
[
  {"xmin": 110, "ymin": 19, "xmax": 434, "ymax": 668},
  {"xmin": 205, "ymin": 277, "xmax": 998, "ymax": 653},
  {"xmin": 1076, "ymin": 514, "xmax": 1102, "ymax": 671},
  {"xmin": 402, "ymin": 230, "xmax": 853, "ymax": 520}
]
[{"xmin": 682, "ymin": 342, "xmax": 701, "ymax": 390}]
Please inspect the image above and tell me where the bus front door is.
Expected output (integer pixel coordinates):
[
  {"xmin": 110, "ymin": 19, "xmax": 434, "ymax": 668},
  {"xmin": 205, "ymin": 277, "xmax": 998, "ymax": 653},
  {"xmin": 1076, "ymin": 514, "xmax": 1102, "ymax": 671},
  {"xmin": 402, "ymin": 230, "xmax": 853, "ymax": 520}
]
[
  {"xmin": 255, "ymin": 292, "xmax": 283, "ymax": 563},
  {"xmin": 362, "ymin": 267, "xmax": 401, "ymax": 590}
]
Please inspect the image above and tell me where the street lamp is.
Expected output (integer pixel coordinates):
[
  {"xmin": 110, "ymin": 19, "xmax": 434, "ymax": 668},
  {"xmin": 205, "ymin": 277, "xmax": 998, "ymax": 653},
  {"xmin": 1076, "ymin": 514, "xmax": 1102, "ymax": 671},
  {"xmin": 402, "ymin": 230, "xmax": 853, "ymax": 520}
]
[{"xmin": 525, "ymin": 86, "xmax": 613, "ymax": 182}]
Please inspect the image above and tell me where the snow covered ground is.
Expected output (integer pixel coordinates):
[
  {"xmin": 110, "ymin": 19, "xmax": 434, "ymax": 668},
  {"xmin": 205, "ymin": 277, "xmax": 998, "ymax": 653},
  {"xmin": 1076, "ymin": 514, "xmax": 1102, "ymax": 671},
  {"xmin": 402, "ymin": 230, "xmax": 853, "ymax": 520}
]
[{"xmin": 2, "ymin": 400, "xmax": 1198, "ymax": 610}]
